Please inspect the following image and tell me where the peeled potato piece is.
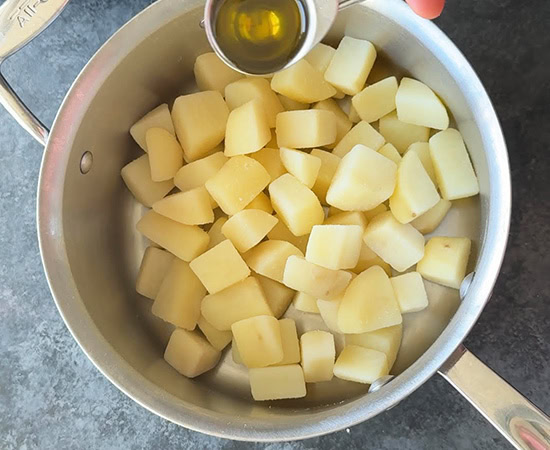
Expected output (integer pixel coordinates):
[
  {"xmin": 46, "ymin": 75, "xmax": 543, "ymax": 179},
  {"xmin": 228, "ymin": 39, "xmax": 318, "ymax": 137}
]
[
  {"xmin": 332, "ymin": 121, "xmax": 385, "ymax": 158},
  {"xmin": 145, "ymin": 128, "xmax": 184, "ymax": 181},
  {"xmin": 411, "ymin": 198, "xmax": 452, "ymax": 234},
  {"xmin": 254, "ymin": 274, "xmax": 295, "ymax": 318},
  {"xmin": 300, "ymin": 330, "xmax": 335, "ymax": 382},
  {"xmin": 353, "ymin": 242, "xmax": 392, "ymax": 276},
  {"xmin": 345, "ymin": 324, "xmax": 402, "ymax": 369},
  {"xmin": 136, "ymin": 247, "xmax": 174, "ymax": 300},
  {"xmin": 378, "ymin": 143, "xmax": 402, "ymax": 165},
  {"xmin": 277, "ymin": 319, "xmax": 301, "ymax": 365},
  {"xmin": 325, "ymin": 211, "xmax": 368, "ymax": 232},
  {"xmin": 312, "ymin": 99, "xmax": 353, "ymax": 148},
  {"xmin": 310, "ymin": 149, "xmax": 341, "ymax": 204},
  {"xmin": 306, "ymin": 224, "xmax": 363, "ymax": 270},
  {"xmin": 278, "ymin": 94, "xmax": 310, "ymax": 111},
  {"xmin": 305, "ymin": 43, "xmax": 336, "ymax": 74},
  {"xmin": 279, "ymin": 147, "xmax": 321, "ymax": 188},
  {"xmin": 130, "ymin": 103, "xmax": 175, "ymax": 151},
  {"xmin": 174, "ymin": 152, "xmax": 228, "ymax": 193},
  {"xmin": 232, "ymin": 315, "xmax": 283, "ymax": 368},
  {"xmin": 249, "ymin": 147, "xmax": 287, "ymax": 182},
  {"xmin": 390, "ymin": 272, "xmax": 429, "ymax": 313},
  {"xmin": 293, "ymin": 291, "xmax": 320, "ymax": 313},
  {"xmin": 267, "ymin": 217, "xmax": 309, "ymax": 253},
  {"xmin": 194, "ymin": 52, "xmax": 244, "ymax": 95},
  {"xmin": 243, "ymin": 240, "xmax": 303, "ymax": 283},
  {"xmin": 352, "ymin": 76, "xmax": 398, "ymax": 123},
  {"xmin": 333, "ymin": 346, "xmax": 389, "ymax": 384},
  {"xmin": 276, "ymin": 110, "xmax": 337, "ymax": 149},
  {"xmin": 249, "ymin": 365, "xmax": 306, "ymax": 401},
  {"xmin": 379, "ymin": 111, "xmax": 429, "ymax": 154},
  {"xmin": 153, "ymin": 187, "xmax": 214, "ymax": 225},
  {"xmin": 221, "ymin": 209, "xmax": 278, "ymax": 253},
  {"xmin": 224, "ymin": 99, "xmax": 271, "ymax": 157},
  {"xmin": 207, "ymin": 217, "xmax": 228, "ymax": 250},
  {"xmin": 317, "ymin": 298, "xmax": 342, "ymax": 333},
  {"xmin": 197, "ymin": 316, "xmax": 232, "ymax": 351},
  {"xmin": 245, "ymin": 192, "xmax": 273, "ymax": 214},
  {"xmin": 363, "ymin": 204, "xmax": 388, "ymax": 221},
  {"xmin": 405, "ymin": 142, "xmax": 437, "ymax": 186}
]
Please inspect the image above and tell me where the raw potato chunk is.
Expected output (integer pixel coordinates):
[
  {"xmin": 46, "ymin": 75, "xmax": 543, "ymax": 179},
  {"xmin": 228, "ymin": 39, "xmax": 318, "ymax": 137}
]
[
  {"xmin": 267, "ymin": 218, "xmax": 309, "ymax": 253},
  {"xmin": 146, "ymin": 128, "xmax": 184, "ymax": 181},
  {"xmin": 363, "ymin": 204, "xmax": 388, "ymax": 221},
  {"xmin": 164, "ymin": 329, "xmax": 220, "ymax": 378},
  {"xmin": 279, "ymin": 147, "xmax": 321, "ymax": 188},
  {"xmin": 254, "ymin": 274, "xmax": 295, "ymax": 318},
  {"xmin": 276, "ymin": 319, "xmax": 301, "ymax": 365},
  {"xmin": 174, "ymin": 152, "xmax": 228, "ymax": 192},
  {"xmin": 333, "ymin": 346, "xmax": 388, "ymax": 384},
  {"xmin": 396, "ymin": 77, "xmax": 449, "ymax": 130},
  {"xmin": 332, "ymin": 121, "xmax": 385, "ymax": 158},
  {"xmin": 378, "ymin": 143, "xmax": 402, "ymax": 165},
  {"xmin": 391, "ymin": 272, "xmax": 429, "ymax": 313},
  {"xmin": 121, "ymin": 155, "xmax": 174, "ymax": 207},
  {"xmin": 379, "ymin": 111, "xmax": 429, "ymax": 154},
  {"xmin": 276, "ymin": 110, "xmax": 337, "ymax": 149},
  {"xmin": 300, "ymin": 330, "xmax": 335, "ymax": 382},
  {"xmin": 345, "ymin": 324, "xmax": 402, "ymax": 369},
  {"xmin": 363, "ymin": 211, "xmax": 425, "ymax": 272},
  {"xmin": 317, "ymin": 298, "xmax": 342, "ymax": 333},
  {"xmin": 207, "ymin": 218, "xmax": 228, "ymax": 250},
  {"xmin": 305, "ymin": 43, "xmax": 336, "ymax": 74},
  {"xmin": 338, "ymin": 266, "xmax": 402, "ymax": 334},
  {"xmin": 324, "ymin": 37, "xmax": 377, "ymax": 95},
  {"xmin": 201, "ymin": 277, "xmax": 273, "ymax": 330},
  {"xmin": 137, "ymin": 211, "xmax": 209, "ymax": 262},
  {"xmin": 136, "ymin": 247, "xmax": 174, "ymax": 299},
  {"xmin": 327, "ymin": 145, "xmax": 397, "ymax": 211},
  {"xmin": 194, "ymin": 52, "xmax": 244, "ymax": 94},
  {"xmin": 324, "ymin": 211, "xmax": 368, "ymax": 233},
  {"xmin": 293, "ymin": 291, "xmax": 320, "ymax": 313},
  {"xmin": 245, "ymin": 192, "xmax": 273, "ymax": 214},
  {"xmin": 271, "ymin": 59, "xmax": 336, "ymax": 103},
  {"xmin": 198, "ymin": 316, "xmax": 232, "ymax": 351},
  {"xmin": 225, "ymin": 78, "xmax": 284, "ymax": 128},
  {"xmin": 405, "ymin": 142, "xmax": 437, "ymax": 185},
  {"xmin": 411, "ymin": 199, "xmax": 452, "ymax": 234},
  {"xmin": 249, "ymin": 365, "xmax": 306, "ymax": 401},
  {"xmin": 269, "ymin": 174, "xmax": 325, "ymax": 236},
  {"xmin": 306, "ymin": 225, "xmax": 363, "ymax": 270},
  {"xmin": 232, "ymin": 315, "xmax": 283, "ymax": 368},
  {"xmin": 310, "ymin": 149, "xmax": 340, "ymax": 204},
  {"xmin": 153, "ymin": 187, "xmax": 214, "ymax": 225},
  {"xmin": 250, "ymin": 147, "xmax": 286, "ymax": 182},
  {"xmin": 389, "ymin": 151, "xmax": 440, "ymax": 224},
  {"xmin": 221, "ymin": 209, "xmax": 278, "ymax": 253},
  {"xmin": 417, "ymin": 237, "xmax": 471, "ymax": 289},
  {"xmin": 352, "ymin": 76, "xmax": 398, "ymax": 123},
  {"xmin": 172, "ymin": 91, "xmax": 229, "ymax": 161},
  {"xmin": 353, "ymin": 242, "xmax": 392, "ymax": 275},
  {"xmin": 153, "ymin": 259, "xmax": 206, "ymax": 330},
  {"xmin": 429, "ymin": 129, "xmax": 480, "ymax": 200},
  {"xmin": 312, "ymin": 99, "xmax": 353, "ymax": 148},
  {"xmin": 243, "ymin": 240, "xmax": 303, "ymax": 283},
  {"xmin": 189, "ymin": 240, "xmax": 250, "ymax": 294},
  {"xmin": 225, "ymin": 100, "xmax": 271, "ymax": 156},
  {"xmin": 130, "ymin": 103, "xmax": 175, "ymax": 151},
  {"xmin": 283, "ymin": 256, "xmax": 352, "ymax": 300},
  {"xmin": 205, "ymin": 156, "xmax": 270, "ymax": 215},
  {"xmin": 278, "ymin": 94, "xmax": 309, "ymax": 111}
]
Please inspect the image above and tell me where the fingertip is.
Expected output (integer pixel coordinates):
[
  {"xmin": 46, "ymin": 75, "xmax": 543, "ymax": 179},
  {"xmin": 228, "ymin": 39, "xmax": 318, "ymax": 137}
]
[{"xmin": 405, "ymin": 0, "xmax": 446, "ymax": 19}]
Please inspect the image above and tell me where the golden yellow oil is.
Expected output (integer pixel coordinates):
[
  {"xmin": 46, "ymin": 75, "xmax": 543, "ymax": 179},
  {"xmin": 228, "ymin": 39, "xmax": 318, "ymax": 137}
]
[{"xmin": 214, "ymin": 0, "xmax": 308, "ymax": 74}]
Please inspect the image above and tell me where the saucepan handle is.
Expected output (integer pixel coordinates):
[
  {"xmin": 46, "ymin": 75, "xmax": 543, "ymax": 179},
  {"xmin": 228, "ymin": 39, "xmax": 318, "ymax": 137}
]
[
  {"xmin": 0, "ymin": 0, "xmax": 71, "ymax": 145},
  {"xmin": 439, "ymin": 345, "xmax": 550, "ymax": 449}
]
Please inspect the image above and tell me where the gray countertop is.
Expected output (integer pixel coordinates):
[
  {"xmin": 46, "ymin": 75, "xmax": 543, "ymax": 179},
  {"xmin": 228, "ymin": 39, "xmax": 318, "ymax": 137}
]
[{"xmin": 0, "ymin": 0, "xmax": 548, "ymax": 448}]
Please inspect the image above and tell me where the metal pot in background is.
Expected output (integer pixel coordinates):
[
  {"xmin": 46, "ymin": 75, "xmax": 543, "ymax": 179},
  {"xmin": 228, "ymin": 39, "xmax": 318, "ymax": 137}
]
[{"xmin": 0, "ymin": 0, "xmax": 548, "ymax": 447}]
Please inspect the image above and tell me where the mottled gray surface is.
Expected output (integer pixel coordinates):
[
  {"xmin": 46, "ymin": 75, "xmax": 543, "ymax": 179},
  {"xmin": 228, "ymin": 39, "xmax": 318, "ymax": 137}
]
[{"xmin": 0, "ymin": 0, "xmax": 548, "ymax": 448}]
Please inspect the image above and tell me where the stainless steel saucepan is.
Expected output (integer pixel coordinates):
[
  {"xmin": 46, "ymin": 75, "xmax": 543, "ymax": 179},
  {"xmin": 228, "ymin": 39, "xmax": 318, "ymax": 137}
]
[{"xmin": 1, "ymin": 0, "xmax": 548, "ymax": 446}]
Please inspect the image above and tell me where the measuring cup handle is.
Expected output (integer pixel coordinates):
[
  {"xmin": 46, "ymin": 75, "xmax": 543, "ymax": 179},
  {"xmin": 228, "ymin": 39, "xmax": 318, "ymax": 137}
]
[{"xmin": 439, "ymin": 345, "xmax": 550, "ymax": 450}]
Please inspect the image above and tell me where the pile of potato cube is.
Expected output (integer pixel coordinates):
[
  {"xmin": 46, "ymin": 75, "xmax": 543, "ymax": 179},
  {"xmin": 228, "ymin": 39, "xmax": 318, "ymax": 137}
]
[{"xmin": 122, "ymin": 36, "xmax": 479, "ymax": 401}]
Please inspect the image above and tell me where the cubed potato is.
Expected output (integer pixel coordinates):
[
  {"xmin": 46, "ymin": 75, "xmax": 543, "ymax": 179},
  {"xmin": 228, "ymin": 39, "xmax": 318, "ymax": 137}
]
[
  {"xmin": 363, "ymin": 211, "xmax": 425, "ymax": 272},
  {"xmin": 300, "ymin": 330, "xmax": 335, "ymax": 382},
  {"xmin": 201, "ymin": 277, "xmax": 273, "ymax": 330},
  {"xmin": 333, "ymin": 346, "xmax": 388, "ymax": 384},
  {"xmin": 271, "ymin": 59, "xmax": 336, "ymax": 103},
  {"xmin": 278, "ymin": 94, "xmax": 309, "ymax": 111},
  {"xmin": 283, "ymin": 256, "xmax": 352, "ymax": 300},
  {"xmin": 327, "ymin": 145, "xmax": 397, "ymax": 211},
  {"xmin": 405, "ymin": 142, "xmax": 437, "ymax": 185},
  {"xmin": 145, "ymin": 128, "xmax": 184, "ymax": 181},
  {"xmin": 345, "ymin": 324, "xmax": 402, "ymax": 369},
  {"xmin": 390, "ymin": 151, "xmax": 440, "ymax": 224},
  {"xmin": 245, "ymin": 192, "xmax": 273, "ymax": 214},
  {"xmin": 221, "ymin": 209, "xmax": 278, "ymax": 253},
  {"xmin": 267, "ymin": 217, "xmax": 309, "ymax": 253},
  {"xmin": 207, "ymin": 218, "xmax": 228, "ymax": 249},
  {"xmin": 390, "ymin": 272, "xmax": 429, "ymax": 313},
  {"xmin": 363, "ymin": 203, "xmax": 388, "ymax": 221},
  {"xmin": 152, "ymin": 259, "xmax": 206, "ymax": 330},
  {"xmin": 189, "ymin": 240, "xmax": 250, "ymax": 294},
  {"xmin": 232, "ymin": 315, "xmax": 283, "ymax": 368},
  {"xmin": 293, "ymin": 291, "xmax": 320, "ymax": 313},
  {"xmin": 352, "ymin": 76, "xmax": 398, "ymax": 123},
  {"xmin": 130, "ymin": 103, "xmax": 174, "ymax": 151},
  {"xmin": 316, "ymin": 298, "xmax": 342, "ymax": 333},
  {"xmin": 137, "ymin": 211, "xmax": 209, "ymax": 261},
  {"xmin": 396, "ymin": 77, "xmax": 449, "ymax": 130},
  {"xmin": 324, "ymin": 37, "xmax": 377, "ymax": 95},
  {"xmin": 243, "ymin": 240, "xmax": 303, "ymax": 283},
  {"xmin": 312, "ymin": 99, "xmax": 353, "ymax": 148},
  {"xmin": 249, "ymin": 365, "xmax": 306, "ymax": 401},
  {"xmin": 225, "ymin": 78, "xmax": 284, "ymax": 128},
  {"xmin": 305, "ymin": 43, "xmax": 335, "ymax": 74},
  {"xmin": 276, "ymin": 110, "xmax": 337, "ymax": 149},
  {"xmin": 411, "ymin": 198, "xmax": 452, "ymax": 234},
  {"xmin": 348, "ymin": 103, "xmax": 361, "ymax": 123},
  {"xmin": 417, "ymin": 237, "xmax": 471, "ymax": 289},
  {"xmin": 269, "ymin": 174, "xmax": 325, "ymax": 236},
  {"xmin": 324, "ymin": 211, "xmax": 368, "ymax": 233},
  {"xmin": 378, "ymin": 143, "xmax": 402, "ymax": 165},
  {"xmin": 164, "ymin": 329, "xmax": 220, "ymax": 378},
  {"xmin": 254, "ymin": 274, "xmax": 295, "ymax": 318},
  {"xmin": 429, "ymin": 129, "xmax": 480, "ymax": 200},
  {"xmin": 379, "ymin": 111, "xmax": 429, "ymax": 154},
  {"xmin": 279, "ymin": 148, "xmax": 321, "ymax": 188},
  {"xmin": 232, "ymin": 337, "xmax": 243, "ymax": 365},
  {"xmin": 338, "ymin": 266, "xmax": 402, "ymax": 333},
  {"xmin": 205, "ymin": 156, "xmax": 270, "ymax": 215},
  {"xmin": 276, "ymin": 319, "xmax": 301, "ymax": 365},
  {"xmin": 173, "ymin": 151, "xmax": 228, "ymax": 193},
  {"xmin": 225, "ymin": 100, "xmax": 271, "ymax": 156},
  {"xmin": 197, "ymin": 316, "xmax": 232, "ymax": 351},
  {"xmin": 310, "ymin": 149, "xmax": 340, "ymax": 204},
  {"xmin": 332, "ymin": 121, "xmax": 385, "ymax": 158},
  {"xmin": 306, "ymin": 225, "xmax": 363, "ymax": 270},
  {"xmin": 153, "ymin": 187, "xmax": 214, "ymax": 225},
  {"xmin": 194, "ymin": 52, "xmax": 244, "ymax": 94},
  {"xmin": 353, "ymin": 242, "xmax": 392, "ymax": 275},
  {"xmin": 249, "ymin": 147, "xmax": 286, "ymax": 182},
  {"xmin": 136, "ymin": 247, "xmax": 174, "ymax": 299},
  {"xmin": 172, "ymin": 91, "xmax": 229, "ymax": 161},
  {"xmin": 121, "ymin": 155, "xmax": 174, "ymax": 207}
]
